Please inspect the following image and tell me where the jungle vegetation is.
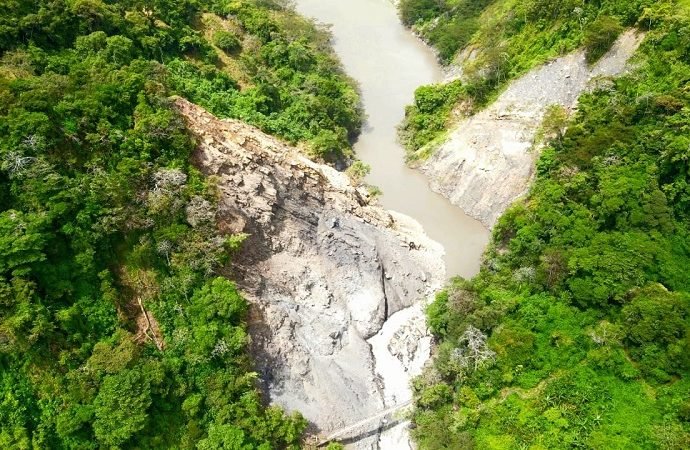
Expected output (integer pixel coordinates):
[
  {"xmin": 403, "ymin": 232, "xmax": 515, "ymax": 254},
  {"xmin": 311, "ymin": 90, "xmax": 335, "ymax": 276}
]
[
  {"xmin": 401, "ymin": 1, "xmax": 690, "ymax": 448},
  {"xmin": 399, "ymin": 0, "xmax": 641, "ymax": 155},
  {"xmin": 0, "ymin": 0, "xmax": 361, "ymax": 447}
]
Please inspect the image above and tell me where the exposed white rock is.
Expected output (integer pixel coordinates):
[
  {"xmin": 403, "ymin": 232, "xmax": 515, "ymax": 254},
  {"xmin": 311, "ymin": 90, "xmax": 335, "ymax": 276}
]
[
  {"xmin": 174, "ymin": 98, "xmax": 445, "ymax": 448},
  {"xmin": 421, "ymin": 30, "xmax": 645, "ymax": 228}
]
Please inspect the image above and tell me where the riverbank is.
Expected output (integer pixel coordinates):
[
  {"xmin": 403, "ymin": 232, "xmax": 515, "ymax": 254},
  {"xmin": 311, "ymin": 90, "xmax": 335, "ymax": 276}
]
[
  {"xmin": 293, "ymin": 0, "xmax": 489, "ymax": 279},
  {"xmin": 288, "ymin": 1, "xmax": 490, "ymax": 447}
]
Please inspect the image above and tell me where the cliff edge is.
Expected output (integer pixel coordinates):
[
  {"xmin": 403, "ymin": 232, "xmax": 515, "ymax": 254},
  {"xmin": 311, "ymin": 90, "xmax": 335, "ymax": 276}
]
[{"xmin": 174, "ymin": 98, "xmax": 445, "ymax": 447}]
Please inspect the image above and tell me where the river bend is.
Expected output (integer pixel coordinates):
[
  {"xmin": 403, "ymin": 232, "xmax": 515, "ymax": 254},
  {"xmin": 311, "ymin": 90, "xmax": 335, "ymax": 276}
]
[{"xmin": 293, "ymin": 0, "xmax": 489, "ymax": 277}]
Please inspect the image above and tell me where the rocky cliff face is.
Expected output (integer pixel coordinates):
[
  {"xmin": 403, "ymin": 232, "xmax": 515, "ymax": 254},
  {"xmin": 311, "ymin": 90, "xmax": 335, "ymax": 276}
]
[
  {"xmin": 174, "ymin": 98, "xmax": 444, "ymax": 448},
  {"xmin": 421, "ymin": 30, "xmax": 645, "ymax": 228}
]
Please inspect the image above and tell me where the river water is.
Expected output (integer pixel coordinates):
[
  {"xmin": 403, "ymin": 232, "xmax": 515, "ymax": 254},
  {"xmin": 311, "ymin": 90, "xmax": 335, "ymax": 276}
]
[{"xmin": 293, "ymin": 0, "xmax": 489, "ymax": 278}]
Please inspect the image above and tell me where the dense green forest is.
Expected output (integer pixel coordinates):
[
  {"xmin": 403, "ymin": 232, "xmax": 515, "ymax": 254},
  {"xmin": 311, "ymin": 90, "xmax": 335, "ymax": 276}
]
[
  {"xmin": 400, "ymin": 0, "xmax": 642, "ymax": 155},
  {"xmin": 402, "ymin": 0, "xmax": 690, "ymax": 448},
  {"xmin": 0, "ymin": 0, "xmax": 361, "ymax": 447},
  {"xmin": 400, "ymin": 0, "xmax": 643, "ymax": 64}
]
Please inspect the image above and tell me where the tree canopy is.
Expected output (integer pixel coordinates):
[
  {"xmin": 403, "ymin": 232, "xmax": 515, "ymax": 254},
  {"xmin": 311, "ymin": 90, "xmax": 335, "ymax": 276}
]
[
  {"xmin": 0, "ymin": 0, "xmax": 363, "ymax": 447},
  {"xmin": 407, "ymin": 0, "xmax": 690, "ymax": 448}
]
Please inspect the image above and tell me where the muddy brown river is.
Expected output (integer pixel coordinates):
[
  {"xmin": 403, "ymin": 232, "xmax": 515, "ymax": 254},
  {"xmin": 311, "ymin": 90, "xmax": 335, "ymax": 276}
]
[{"xmin": 293, "ymin": 0, "xmax": 489, "ymax": 278}]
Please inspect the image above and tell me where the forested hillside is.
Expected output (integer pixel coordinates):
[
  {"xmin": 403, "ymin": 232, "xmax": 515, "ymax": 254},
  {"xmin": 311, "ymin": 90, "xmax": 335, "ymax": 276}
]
[
  {"xmin": 400, "ymin": 0, "xmax": 646, "ymax": 154},
  {"xmin": 402, "ymin": 0, "xmax": 690, "ymax": 448},
  {"xmin": 0, "ymin": 0, "xmax": 360, "ymax": 447}
]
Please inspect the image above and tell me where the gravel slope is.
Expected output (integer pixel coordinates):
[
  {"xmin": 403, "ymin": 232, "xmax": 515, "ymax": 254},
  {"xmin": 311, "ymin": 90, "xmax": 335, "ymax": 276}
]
[{"xmin": 421, "ymin": 30, "xmax": 645, "ymax": 228}]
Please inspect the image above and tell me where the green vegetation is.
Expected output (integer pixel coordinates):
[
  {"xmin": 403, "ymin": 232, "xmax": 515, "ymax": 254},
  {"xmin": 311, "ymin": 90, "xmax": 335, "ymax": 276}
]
[
  {"xmin": 0, "ymin": 0, "xmax": 364, "ymax": 447},
  {"xmin": 400, "ymin": 0, "xmax": 644, "ymax": 68},
  {"xmin": 345, "ymin": 160, "xmax": 371, "ymax": 184},
  {"xmin": 213, "ymin": 30, "xmax": 241, "ymax": 53},
  {"xmin": 584, "ymin": 15, "xmax": 625, "ymax": 63},
  {"xmin": 398, "ymin": 0, "xmax": 653, "ymax": 155},
  {"xmin": 164, "ymin": 2, "xmax": 362, "ymax": 162},
  {"xmin": 400, "ymin": 0, "xmax": 493, "ymax": 63},
  {"xmin": 410, "ymin": 1, "xmax": 690, "ymax": 448},
  {"xmin": 399, "ymin": 80, "xmax": 465, "ymax": 156}
]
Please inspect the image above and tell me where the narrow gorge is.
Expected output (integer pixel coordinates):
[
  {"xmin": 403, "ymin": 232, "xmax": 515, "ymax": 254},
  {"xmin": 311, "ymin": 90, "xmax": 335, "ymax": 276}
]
[
  {"xmin": 5, "ymin": 0, "xmax": 688, "ymax": 448},
  {"xmin": 207, "ymin": 1, "xmax": 645, "ymax": 447},
  {"xmin": 257, "ymin": 0, "xmax": 493, "ymax": 446}
]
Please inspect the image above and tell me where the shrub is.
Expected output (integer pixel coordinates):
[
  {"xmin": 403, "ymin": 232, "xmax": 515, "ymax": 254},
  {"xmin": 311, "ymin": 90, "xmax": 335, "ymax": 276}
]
[
  {"xmin": 400, "ymin": 80, "xmax": 466, "ymax": 153},
  {"xmin": 214, "ymin": 30, "xmax": 241, "ymax": 53},
  {"xmin": 583, "ymin": 16, "xmax": 624, "ymax": 64},
  {"xmin": 399, "ymin": 0, "xmax": 447, "ymax": 26},
  {"xmin": 308, "ymin": 129, "xmax": 349, "ymax": 161},
  {"xmin": 346, "ymin": 160, "xmax": 371, "ymax": 184}
]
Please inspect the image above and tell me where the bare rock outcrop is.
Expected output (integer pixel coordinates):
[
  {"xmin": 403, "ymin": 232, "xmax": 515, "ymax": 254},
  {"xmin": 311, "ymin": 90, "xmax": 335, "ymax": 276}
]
[
  {"xmin": 421, "ymin": 30, "xmax": 645, "ymax": 228},
  {"xmin": 174, "ymin": 98, "xmax": 445, "ymax": 446}
]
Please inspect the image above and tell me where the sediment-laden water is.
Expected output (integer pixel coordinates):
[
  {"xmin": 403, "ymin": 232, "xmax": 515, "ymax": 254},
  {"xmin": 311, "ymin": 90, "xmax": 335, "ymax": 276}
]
[{"xmin": 293, "ymin": 0, "xmax": 489, "ymax": 278}]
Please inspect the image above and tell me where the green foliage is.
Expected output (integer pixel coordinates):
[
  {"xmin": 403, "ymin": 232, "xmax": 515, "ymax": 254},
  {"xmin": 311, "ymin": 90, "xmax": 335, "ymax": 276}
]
[
  {"xmin": 164, "ymin": 1, "xmax": 362, "ymax": 163},
  {"xmin": 213, "ymin": 30, "xmax": 241, "ymax": 53},
  {"xmin": 538, "ymin": 104, "xmax": 568, "ymax": 143},
  {"xmin": 0, "ymin": 0, "xmax": 351, "ymax": 447},
  {"xmin": 399, "ymin": 0, "xmax": 655, "ymax": 154},
  {"xmin": 0, "ymin": 210, "xmax": 46, "ymax": 276},
  {"xmin": 412, "ymin": 2, "xmax": 690, "ymax": 448},
  {"xmin": 346, "ymin": 160, "xmax": 371, "ymax": 184},
  {"xmin": 399, "ymin": 0, "xmax": 494, "ymax": 62},
  {"xmin": 584, "ymin": 15, "xmax": 625, "ymax": 63},
  {"xmin": 400, "ymin": 80, "xmax": 466, "ymax": 155},
  {"xmin": 403, "ymin": 0, "xmax": 648, "ymax": 67},
  {"xmin": 93, "ymin": 369, "xmax": 152, "ymax": 446},
  {"xmin": 196, "ymin": 424, "xmax": 252, "ymax": 449},
  {"xmin": 400, "ymin": 0, "xmax": 447, "ymax": 27},
  {"xmin": 308, "ymin": 128, "xmax": 350, "ymax": 160}
]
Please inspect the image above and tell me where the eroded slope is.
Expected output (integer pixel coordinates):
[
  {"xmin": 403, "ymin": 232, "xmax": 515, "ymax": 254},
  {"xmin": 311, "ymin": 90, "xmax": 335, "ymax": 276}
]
[
  {"xmin": 174, "ymin": 98, "xmax": 444, "ymax": 445},
  {"xmin": 421, "ymin": 30, "xmax": 644, "ymax": 228}
]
